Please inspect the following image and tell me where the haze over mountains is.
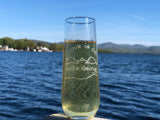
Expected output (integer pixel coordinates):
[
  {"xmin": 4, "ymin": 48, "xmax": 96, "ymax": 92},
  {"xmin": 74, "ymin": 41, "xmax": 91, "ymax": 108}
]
[{"xmin": 98, "ymin": 42, "xmax": 160, "ymax": 54}]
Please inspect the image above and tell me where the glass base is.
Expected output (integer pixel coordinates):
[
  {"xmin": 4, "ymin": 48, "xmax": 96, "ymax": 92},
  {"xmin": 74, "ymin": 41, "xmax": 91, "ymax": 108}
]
[{"xmin": 70, "ymin": 116, "xmax": 91, "ymax": 120}]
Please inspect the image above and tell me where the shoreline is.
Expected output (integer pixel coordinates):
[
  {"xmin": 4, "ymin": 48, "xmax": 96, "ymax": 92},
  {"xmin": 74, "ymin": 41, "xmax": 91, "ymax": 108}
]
[
  {"xmin": 0, "ymin": 50, "xmax": 62, "ymax": 52},
  {"xmin": 0, "ymin": 50, "xmax": 160, "ymax": 55}
]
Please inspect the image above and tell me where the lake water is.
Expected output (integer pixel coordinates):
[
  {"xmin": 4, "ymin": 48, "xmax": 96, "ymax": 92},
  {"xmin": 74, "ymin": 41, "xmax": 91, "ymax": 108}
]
[{"xmin": 0, "ymin": 51, "xmax": 160, "ymax": 120}]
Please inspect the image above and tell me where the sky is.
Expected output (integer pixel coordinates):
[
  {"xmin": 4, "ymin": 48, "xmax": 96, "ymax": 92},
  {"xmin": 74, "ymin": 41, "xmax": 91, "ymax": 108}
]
[{"xmin": 0, "ymin": 0, "xmax": 160, "ymax": 46}]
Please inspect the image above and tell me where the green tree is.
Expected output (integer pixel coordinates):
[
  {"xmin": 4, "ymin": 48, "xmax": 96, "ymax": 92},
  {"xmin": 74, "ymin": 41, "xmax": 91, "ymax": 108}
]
[
  {"xmin": 49, "ymin": 43, "xmax": 63, "ymax": 51},
  {"xmin": 2, "ymin": 37, "xmax": 13, "ymax": 46},
  {"xmin": 56, "ymin": 44, "xmax": 64, "ymax": 51},
  {"xmin": 98, "ymin": 48, "xmax": 112, "ymax": 53},
  {"xmin": 10, "ymin": 40, "xmax": 16, "ymax": 48},
  {"xmin": 0, "ymin": 39, "xmax": 3, "ymax": 45},
  {"xmin": 25, "ymin": 40, "xmax": 36, "ymax": 50},
  {"xmin": 15, "ymin": 40, "xmax": 25, "ymax": 50},
  {"xmin": 49, "ymin": 43, "xmax": 57, "ymax": 51},
  {"xmin": 37, "ymin": 41, "xmax": 48, "ymax": 47}
]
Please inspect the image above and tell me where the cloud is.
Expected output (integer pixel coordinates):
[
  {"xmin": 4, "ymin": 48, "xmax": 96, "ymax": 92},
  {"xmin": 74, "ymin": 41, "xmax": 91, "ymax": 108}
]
[{"xmin": 132, "ymin": 15, "xmax": 151, "ymax": 23}]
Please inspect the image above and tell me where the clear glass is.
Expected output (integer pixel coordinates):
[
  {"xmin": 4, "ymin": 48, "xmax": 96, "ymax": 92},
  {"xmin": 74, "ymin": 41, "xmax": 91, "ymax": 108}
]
[{"xmin": 62, "ymin": 16, "xmax": 100, "ymax": 120}]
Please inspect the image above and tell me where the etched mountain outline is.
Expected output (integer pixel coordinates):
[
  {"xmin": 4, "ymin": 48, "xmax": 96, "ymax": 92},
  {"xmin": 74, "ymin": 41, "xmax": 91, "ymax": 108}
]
[
  {"xmin": 65, "ymin": 72, "xmax": 98, "ymax": 80},
  {"xmin": 66, "ymin": 56, "xmax": 97, "ymax": 65},
  {"xmin": 66, "ymin": 56, "xmax": 98, "ymax": 80}
]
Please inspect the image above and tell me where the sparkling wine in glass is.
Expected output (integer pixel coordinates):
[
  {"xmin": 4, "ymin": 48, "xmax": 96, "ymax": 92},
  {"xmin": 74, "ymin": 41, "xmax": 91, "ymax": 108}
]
[{"xmin": 61, "ymin": 16, "xmax": 100, "ymax": 120}]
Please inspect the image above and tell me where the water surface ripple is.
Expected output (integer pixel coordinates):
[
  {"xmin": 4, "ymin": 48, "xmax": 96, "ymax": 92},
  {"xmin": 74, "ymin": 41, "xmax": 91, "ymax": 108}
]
[{"xmin": 0, "ymin": 52, "xmax": 160, "ymax": 120}]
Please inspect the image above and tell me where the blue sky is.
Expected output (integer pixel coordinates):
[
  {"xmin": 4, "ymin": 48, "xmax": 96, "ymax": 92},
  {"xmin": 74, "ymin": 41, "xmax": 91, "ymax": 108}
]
[{"xmin": 0, "ymin": 0, "xmax": 160, "ymax": 46}]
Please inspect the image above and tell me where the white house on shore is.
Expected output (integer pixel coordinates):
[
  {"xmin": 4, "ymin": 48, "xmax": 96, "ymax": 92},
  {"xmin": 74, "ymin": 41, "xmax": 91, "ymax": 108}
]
[
  {"xmin": 0, "ymin": 45, "xmax": 16, "ymax": 51},
  {"xmin": 0, "ymin": 45, "xmax": 9, "ymax": 51},
  {"xmin": 0, "ymin": 45, "xmax": 52, "ymax": 52},
  {"xmin": 37, "ymin": 46, "xmax": 50, "ymax": 52}
]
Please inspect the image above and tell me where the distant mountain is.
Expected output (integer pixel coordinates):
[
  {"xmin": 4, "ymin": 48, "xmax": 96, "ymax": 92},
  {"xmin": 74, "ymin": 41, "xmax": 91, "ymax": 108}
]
[
  {"xmin": 98, "ymin": 42, "xmax": 160, "ymax": 54},
  {"xmin": 27, "ymin": 40, "xmax": 160, "ymax": 54},
  {"xmin": 30, "ymin": 39, "xmax": 52, "ymax": 46},
  {"xmin": 12, "ymin": 38, "xmax": 160, "ymax": 54},
  {"xmin": 57, "ymin": 42, "xmax": 64, "ymax": 45}
]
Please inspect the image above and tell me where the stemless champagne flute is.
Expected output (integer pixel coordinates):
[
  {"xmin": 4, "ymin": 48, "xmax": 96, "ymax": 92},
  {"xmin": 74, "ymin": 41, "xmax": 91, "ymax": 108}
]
[{"xmin": 62, "ymin": 16, "xmax": 100, "ymax": 120}]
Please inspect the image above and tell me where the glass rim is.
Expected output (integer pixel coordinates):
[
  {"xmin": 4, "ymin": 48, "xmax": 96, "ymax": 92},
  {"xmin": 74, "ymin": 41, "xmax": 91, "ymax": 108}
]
[{"xmin": 65, "ymin": 16, "xmax": 95, "ymax": 24}]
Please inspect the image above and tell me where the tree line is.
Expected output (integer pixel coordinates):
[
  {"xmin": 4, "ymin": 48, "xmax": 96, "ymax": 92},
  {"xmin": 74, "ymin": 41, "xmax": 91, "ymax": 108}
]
[
  {"xmin": 0, "ymin": 37, "xmax": 112, "ymax": 53},
  {"xmin": 0, "ymin": 37, "xmax": 63, "ymax": 51}
]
